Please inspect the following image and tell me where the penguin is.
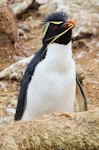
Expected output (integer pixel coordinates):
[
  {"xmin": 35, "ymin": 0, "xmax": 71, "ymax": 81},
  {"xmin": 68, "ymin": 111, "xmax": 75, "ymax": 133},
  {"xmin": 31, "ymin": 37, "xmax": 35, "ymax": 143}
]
[{"xmin": 15, "ymin": 12, "xmax": 87, "ymax": 121}]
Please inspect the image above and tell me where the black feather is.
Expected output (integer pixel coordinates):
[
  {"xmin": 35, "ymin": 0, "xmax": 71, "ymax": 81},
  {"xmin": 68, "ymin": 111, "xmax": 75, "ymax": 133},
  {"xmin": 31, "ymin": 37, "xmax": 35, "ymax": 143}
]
[
  {"xmin": 15, "ymin": 12, "xmax": 75, "ymax": 120},
  {"xmin": 43, "ymin": 11, "xmax": 68, "ymax": 24},
  {"xmin": 76, "ymin": 76, "xmax": 88, "ymax": 111},
  {"xmin": 14, "ymin": 45, "xmax": 47, "ymax": 120}
]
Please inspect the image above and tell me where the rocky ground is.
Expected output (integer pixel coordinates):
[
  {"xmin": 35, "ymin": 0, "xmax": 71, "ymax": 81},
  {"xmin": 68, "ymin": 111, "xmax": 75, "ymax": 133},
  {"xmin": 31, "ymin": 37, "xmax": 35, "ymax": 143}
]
[{"xmin": 0, "ymin": 0, "xmax": 99, "ymax": 129}]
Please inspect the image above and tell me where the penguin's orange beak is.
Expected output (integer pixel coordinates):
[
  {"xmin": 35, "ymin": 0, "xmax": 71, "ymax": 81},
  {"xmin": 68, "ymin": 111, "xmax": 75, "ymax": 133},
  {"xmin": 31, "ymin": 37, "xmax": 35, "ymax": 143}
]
[{"xmin": 63, "ymin": 19, "xmax": 75, "ymax": 28}]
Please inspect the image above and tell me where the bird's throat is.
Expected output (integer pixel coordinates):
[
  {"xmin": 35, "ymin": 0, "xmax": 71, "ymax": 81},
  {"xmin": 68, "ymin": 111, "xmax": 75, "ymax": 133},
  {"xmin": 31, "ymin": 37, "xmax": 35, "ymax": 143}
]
[{"xmin": 45, "ymin": 42, "xmax": 73, "ymax": 72}]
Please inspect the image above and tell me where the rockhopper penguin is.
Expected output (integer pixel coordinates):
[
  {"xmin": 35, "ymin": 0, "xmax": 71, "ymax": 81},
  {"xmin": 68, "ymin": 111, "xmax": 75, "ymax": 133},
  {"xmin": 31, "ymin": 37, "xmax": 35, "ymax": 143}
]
[{"xmin": 15, "ymin": 12, "xmax": 87, "ymax": 121}]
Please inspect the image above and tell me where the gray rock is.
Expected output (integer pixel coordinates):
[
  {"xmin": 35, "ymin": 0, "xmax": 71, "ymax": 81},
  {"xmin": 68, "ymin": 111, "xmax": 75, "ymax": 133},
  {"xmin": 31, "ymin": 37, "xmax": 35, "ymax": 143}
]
[{"xmin": 0, "ymin": 116, "xmax": 14, "ymax": 130}]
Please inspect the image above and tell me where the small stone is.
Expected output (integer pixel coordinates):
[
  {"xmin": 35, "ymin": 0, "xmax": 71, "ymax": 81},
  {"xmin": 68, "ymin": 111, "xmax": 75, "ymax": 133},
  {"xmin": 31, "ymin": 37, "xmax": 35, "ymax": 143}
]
[
  {"xmin": 36, "ymin": 0, "xmax": 49, "ymax": 4},
  {"xmin": 76, "ymin": 65, "xmax": 86, "ymax": 82},
  {"xmin": 23, "ymin": 34, "xmax": 29, "ymax": 40},
  {"xmin": 21, "ymin": 24, "xmax": 31, "ymax": 32},
  {"xmin": 17, "ymin": 29, "xmax": 24, "ymax": 37},
  {"xmin": 0, "ymin": 82, "xmax": 6, "ymax": 90}
]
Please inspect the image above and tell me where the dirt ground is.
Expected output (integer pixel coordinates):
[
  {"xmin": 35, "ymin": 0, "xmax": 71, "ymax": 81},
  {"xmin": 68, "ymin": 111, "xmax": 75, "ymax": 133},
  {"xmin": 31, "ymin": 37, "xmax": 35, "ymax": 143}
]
[{"xmin": 0, "ymin": 10, "xmax": 99, "ymax": 122}]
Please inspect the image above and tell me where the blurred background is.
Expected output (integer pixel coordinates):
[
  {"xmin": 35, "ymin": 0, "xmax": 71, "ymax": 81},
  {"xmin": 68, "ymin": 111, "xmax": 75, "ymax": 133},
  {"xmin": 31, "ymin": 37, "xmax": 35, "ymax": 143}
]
[{"xmin": 0, "ymin": 0, "xmax": 99, "ymax": 129}]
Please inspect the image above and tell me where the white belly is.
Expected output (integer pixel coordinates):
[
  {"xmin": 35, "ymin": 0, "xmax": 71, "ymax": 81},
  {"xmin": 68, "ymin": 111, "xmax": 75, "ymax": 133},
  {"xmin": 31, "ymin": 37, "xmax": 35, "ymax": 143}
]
[{"xmin": 22, "ymin": 42, "xmax": 76, "ymax": 120}]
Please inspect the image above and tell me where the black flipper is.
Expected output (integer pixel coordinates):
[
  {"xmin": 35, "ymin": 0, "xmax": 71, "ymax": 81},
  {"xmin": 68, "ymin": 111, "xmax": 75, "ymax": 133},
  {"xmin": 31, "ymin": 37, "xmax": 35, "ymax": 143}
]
[
  {"xmin": 76, "ymin": 76, "xmax": 88, "ymax": 111},
  {"xmin": 14, "ymin": 46, "xmax": 47, "ymax": 121}
]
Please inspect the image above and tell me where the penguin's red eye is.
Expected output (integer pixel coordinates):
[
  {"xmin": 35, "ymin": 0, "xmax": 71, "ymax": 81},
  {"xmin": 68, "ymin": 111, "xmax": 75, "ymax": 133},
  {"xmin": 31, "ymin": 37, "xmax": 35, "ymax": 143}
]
[{"xmin": 53, "ymin": 25, "xmax": 59, "ymax": 29}]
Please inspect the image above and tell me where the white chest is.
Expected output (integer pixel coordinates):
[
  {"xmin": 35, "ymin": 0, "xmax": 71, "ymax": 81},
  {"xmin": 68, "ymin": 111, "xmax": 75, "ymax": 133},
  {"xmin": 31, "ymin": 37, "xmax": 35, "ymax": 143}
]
[{"xmin": 22, "ymin": 42, "xmax": 76, "ymax": 120}]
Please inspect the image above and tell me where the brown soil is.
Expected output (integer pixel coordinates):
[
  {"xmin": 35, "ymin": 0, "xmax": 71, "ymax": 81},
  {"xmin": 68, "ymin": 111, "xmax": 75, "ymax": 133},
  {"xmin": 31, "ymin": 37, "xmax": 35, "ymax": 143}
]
[{"xmin": 0, "ymin": 10, "xmax": 99, "ymax": 119}]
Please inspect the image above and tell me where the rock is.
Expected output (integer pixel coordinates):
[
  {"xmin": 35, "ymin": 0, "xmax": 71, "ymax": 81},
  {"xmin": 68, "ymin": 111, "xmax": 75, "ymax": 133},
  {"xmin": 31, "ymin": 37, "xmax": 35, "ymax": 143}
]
[
  {"xmin": 20, "ymin": 24, "xmax": 31, "ymax": 32},
  {"xmin": 46, "ymin": 0, "xmax": 66, "ymax": 14},
  {"xmin": 0, "ymin": 0, "xmax": 17, "ymax": 71},
  {"xmin": 76, "ymin": 65, "xmax": 86, "ymax": 82},
  {"xmin": 36, "ymin": 0, "xmax": 49, "ymax": 5},
  {"xmin": 17, "ymin": 29, "xmax": 29, "ymax": 40},
  {"xmin": 0, "ymin": 116, "xmax": 14, "ymax": 130},
  {"xmin": 0, "ymin": 56, "xmax": 33, "ymax": 81},
  {"xmin": 17, "ymin": 28, "xmax": 25, "ymax": 36},
  {"xmin": 9, "ymin": 0, "xmax": 48, "ymax": 16},
  {"xmin": 0, "ymin": 82, "xmax": 7, "ymax": 91},
  {"xmin": 10, "ymin": 0, "xmax": 33, "ymax": 16}
]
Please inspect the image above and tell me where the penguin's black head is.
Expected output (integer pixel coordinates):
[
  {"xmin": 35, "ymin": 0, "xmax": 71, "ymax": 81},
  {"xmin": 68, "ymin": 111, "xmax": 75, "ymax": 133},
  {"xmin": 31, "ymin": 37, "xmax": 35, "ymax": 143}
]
[{"xmin": 42, "ymin": 12, "xmax": 75, "ymax": 45}]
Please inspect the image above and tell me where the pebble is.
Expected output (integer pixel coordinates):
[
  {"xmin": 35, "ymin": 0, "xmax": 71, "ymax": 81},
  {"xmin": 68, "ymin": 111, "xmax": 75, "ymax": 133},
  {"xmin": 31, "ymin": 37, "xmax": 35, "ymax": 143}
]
[
  {"xmin": 6, "ymin": 107, "xmax": 16, "ymax": 115},
  {"xmin": 21, "ymin": 24, "xmax": 31, "ymax": 32},
  {"xmin": 0, "ymin": 116, "xmax": 14, "ymax": 130},
  {"xmin": 0, "ymin": 82, "xmax": 6, "ymax": 91},
  {"xmin": 17, "ymin": 29, "xmax": 24, "ymax": 36}
]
